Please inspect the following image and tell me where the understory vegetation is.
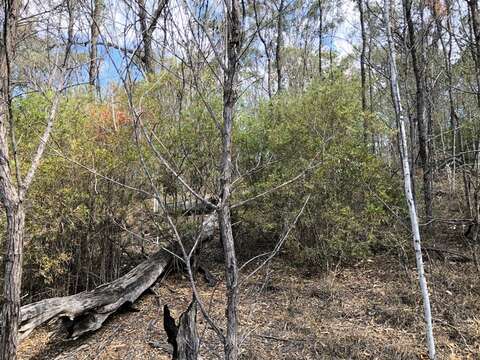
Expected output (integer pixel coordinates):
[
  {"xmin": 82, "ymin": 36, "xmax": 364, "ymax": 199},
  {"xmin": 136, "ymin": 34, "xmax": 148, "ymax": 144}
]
[
  {"xmin": 1, "ymin": 0, "xmax": 479, "ymax": 359},
  {"xmin": 5, "ymin": 75, "xmax": 403, "ymax": 301}
]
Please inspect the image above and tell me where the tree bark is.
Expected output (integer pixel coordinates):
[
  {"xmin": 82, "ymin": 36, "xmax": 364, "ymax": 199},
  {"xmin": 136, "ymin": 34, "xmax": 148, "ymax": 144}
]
[
  {"xmin": 221, "ymin": 1, "xmax": 243, "ymax": 359},
  {"xmin": 384, "ymin": 0, "xmax": 436, "ymax": 358},
  {"xmin": 89, "ymin": 0, "xmax": 103, "ymax": 92},
  {"xmin": 0, "ymin": 203, "xmax": 25, "ymax": 360},
  {"xmin": 318, "ymin": 0, "xmax": 323, "ymax": 77},
  {"xmin": 275, "ymin": 0, "xmax": 285, "ymax": 93},
  {"xmin": 137, "ymin": 0, "xmax": 168, "ymax": 75},
  {"xmin": 176, "ymin": 299, "xmax": 199, "ymax": 360},
  {"xmin": 358, "ymin": 0, "xmax": 368, "ymax": 146},
  {"xmin": 403, "ymin": 0, "xmax": 433, "ymax": 223},
  {"xmin": 0, "ymin": 1, "xmax": 23, "ymax": 358}
]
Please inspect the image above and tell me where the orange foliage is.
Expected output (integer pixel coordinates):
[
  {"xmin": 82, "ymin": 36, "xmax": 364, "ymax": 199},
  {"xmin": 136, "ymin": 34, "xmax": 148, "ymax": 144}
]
[
  {"xmin": 87, "ymin": 104, "xmax": 131, "ymax": 141},
  {"xmin": 427, "ymin": 0, "xmax": 447, "ymax": 17}
]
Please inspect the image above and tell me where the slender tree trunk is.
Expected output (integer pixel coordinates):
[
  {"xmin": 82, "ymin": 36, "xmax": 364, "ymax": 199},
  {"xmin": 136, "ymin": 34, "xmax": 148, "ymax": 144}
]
[
  {"xmin": 366, "ymin": 0, "xmax": 375, "ymax": 152},
  {"xmin": 137, "ymin": 0, "xmax": 153, "ymax": 74},
  {"xmin": 467, "ymin": 0, "xmax": 480, "ymax": 108},
  {"xmin": 275, "ymin": 0, "xmax": 284, "ymax": 93},
  {"xmin": 89, "ymin": 0, "xmax": 102, "ymax": 92},
  {"xmin": 318, "ymin": 0, "xmax": 323, "ymax": 77},
  {"xmin": 403, "ymin": 0, "xmax": 433, "ymax": 224},
  {"xmin": 384, "ymin": 0, "xmax": 436, "ymax": 358},
  {"xmin": 466, "ymin": 0, "xmax": 480, "ymax": 221},
  {"xmin": 220, "ymin": 1, "xmax": 243, "ymax": 359},
  {"xmin": 434, "ymin": 1, "xmax": 470, "ymax": 211},
  {"xmin": 358, "ymin": 0, "xmax": 368, "ymax": 146},
  {"xmin": 253, "ymin": 0, "xmax": 272, "ymax": 98}
]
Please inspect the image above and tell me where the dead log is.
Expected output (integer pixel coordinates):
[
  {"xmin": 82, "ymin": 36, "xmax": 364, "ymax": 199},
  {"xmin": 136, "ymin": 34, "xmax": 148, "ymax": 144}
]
[
  {"xmin": 18, "ymin": 213, "xmax": 218, "ymax": 341},
  {"xmin": 19, "ymin": 250, "xmax": 170, "ymax": 340}
]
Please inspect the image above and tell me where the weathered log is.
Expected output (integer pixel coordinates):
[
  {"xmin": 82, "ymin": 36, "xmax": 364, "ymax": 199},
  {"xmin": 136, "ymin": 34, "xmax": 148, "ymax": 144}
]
[
  {"xmin": 19, "ymin": 250, "xmax": 170, "ymax": 340},
  {"xmin": 17, "ymin": 213, "xmax": 218, "ymax": 341}
]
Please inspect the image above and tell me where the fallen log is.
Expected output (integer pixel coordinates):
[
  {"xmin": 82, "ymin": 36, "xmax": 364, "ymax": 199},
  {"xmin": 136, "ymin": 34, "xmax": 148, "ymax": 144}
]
[
  {"xmin": 18, "ymin": 213, "xmax": 218, "ymax": 341},
  {"xmin": 19, "ymin": 250, "xmax": 170, "ymax": 341}
]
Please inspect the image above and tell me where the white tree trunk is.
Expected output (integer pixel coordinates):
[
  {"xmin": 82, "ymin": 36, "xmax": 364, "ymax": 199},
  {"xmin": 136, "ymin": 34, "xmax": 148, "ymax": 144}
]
[{"xmin": 383, "ymin": 0, "xmax": 436, "ymax": 358}]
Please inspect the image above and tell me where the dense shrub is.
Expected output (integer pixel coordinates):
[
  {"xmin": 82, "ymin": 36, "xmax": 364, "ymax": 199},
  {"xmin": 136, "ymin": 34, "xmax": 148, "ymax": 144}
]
[
  {"xmin": 0, "ymin": 74, "xmax": 407, "ymax": 298},
  {"xmin": 234, "ymin": 77, "xmax": 405, "ymax": 269}
]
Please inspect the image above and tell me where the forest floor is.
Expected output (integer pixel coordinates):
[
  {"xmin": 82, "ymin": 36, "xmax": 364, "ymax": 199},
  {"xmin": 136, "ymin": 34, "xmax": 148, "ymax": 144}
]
[{"xmin": 18, "ymin": 248, "xmax": 480, "ymax": 360}]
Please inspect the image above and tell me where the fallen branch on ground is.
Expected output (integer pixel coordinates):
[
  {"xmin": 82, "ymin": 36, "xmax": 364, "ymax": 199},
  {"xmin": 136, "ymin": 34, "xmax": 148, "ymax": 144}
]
[{"xmin": 18, "ymin": 213, "xmax": 218, "ymax": 341}]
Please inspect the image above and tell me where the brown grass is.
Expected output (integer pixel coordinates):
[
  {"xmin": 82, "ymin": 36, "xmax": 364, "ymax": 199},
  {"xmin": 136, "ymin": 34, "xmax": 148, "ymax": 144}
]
[{"xmin": 18, "ymin": 252, "xmax": 479, "ymax": 360}]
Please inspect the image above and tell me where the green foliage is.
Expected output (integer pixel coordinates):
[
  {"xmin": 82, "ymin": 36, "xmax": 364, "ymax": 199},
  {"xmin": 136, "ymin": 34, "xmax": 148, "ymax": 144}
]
[
  {"xmin": 4, "ymin": 72, "xmax": 406, "ymax": 296},
  {"xmin": 235, "ymin": 76, "xmax": 403, "ymax": 269}
]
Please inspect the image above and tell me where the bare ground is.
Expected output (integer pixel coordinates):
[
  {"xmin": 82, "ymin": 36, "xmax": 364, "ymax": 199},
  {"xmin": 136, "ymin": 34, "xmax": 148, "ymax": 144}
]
[{"xmin": 18, "ymin": 254, "xmax": 479, "ymax": 360}]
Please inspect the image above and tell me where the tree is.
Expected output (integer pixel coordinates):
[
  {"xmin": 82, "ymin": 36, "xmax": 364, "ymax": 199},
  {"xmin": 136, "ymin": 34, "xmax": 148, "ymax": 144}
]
[
  {"xmin": 0, "ymin": 1, "xmax": 71, "ymax": 357},
  {"xmin": 136, "ymin": 0, "xmax": 168, "ymax": 74},
  {"xmin": 318, "ymin": 0, "xmax": 324, "ymax": 77},
  {"xmin": 89, "ymin": 0, "xmax": 103, "ymax": 92},
  {"xmin": 357, "ymin": 0, "xmax": 368, "ymax": 146},
  {"xmin": 220, "ymin": 1, "xmax": 243, "ymax": 358},
  {"xmin": 275, "ymin": 0, "xmax": 285, "ymax": 93},
  {"xmin": 383, "ymin": 0, "xmax": 436, "ymax": 358},
  {"xmin": 403, "ymin": 0, "xmax": 433, "ymax": 224}
]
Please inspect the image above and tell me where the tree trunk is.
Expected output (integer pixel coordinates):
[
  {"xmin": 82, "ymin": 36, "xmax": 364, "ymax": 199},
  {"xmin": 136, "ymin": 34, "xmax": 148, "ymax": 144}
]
[
  {"xmin": 137, "ymin": 0, "xmax": 168, "ymax": 75},
  {"xmin": 18, "ymin": 212, "xmax": 217, "ymax": 342},
  {"xmin": 221, "ymin": 1, "xmax": 243, "ymax": 359},
  {"xmin": 467, "ymin": 0, "xmax": 480, "ymax": 108},
  {"xmin": 403, "ymin": 0, "xmax": 433, "ymax": 224},
  {"xmin": 176, "ymin": 300, "xmax": 199, "ymax": 360},
  {"xmin": 0, "ymin": 203, "xmax": 25, "ymax": 360},
  {"xmin": 89, "ymin": 0, "xmax": 103, "ymax": 92},
  {"xmin": 384, "ymin": 0, "xmax": 436, "ymax": 358},
  {"xmin": 0, "ymin": 0, "xmax": 22, "ymax": 358},
  {"xmin": 318, "ymin": 0, "xmax": 323, "ymax": 77},
  {"xmin": 137, "ymin": 0, "xmax": 153, "ymax": 74},
  {"xmin": 253, "ymin": 0, "xmax": 272, "ymax": 98},
  {"xmin": 276, "ymin": 0, "xmax": 285, "ymax": 93},
  {"xmin": 19, "ymin": 250, "xmax": 171, "ymax": 340},
  {"xmin": 358, "ymin": 0, "xmax": 368, "ymax": 146}
]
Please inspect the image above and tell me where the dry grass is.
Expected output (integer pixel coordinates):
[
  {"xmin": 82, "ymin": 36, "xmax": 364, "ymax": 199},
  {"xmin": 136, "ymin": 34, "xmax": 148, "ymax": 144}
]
[{"xmin": 18, "ymin": 254, "xmax": 479, "ymax": 360}]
